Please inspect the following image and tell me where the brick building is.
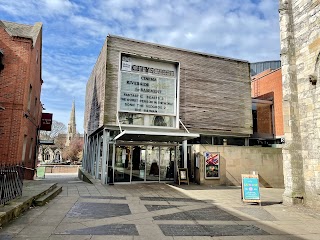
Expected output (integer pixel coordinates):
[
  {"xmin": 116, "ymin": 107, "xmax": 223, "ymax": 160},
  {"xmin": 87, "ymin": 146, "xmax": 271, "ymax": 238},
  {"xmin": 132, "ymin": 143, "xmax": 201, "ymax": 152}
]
[
  {"xmin": 279, "ymin": 0, "xmax": 320, "ymax": 208},
  {"xmin": 251, "ymin": 67, "xmax": 284, "ymax": 143},
  {"xmin": 0, "ymin": 20, "xmax": 43, "ymax": 179}
]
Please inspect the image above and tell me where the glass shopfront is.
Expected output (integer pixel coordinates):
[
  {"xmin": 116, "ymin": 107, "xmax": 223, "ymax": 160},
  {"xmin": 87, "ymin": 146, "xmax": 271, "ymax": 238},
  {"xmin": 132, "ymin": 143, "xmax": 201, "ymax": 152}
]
[{"xmin": 114, "ymin": 145, "xmax": 176, "ymax": 183}]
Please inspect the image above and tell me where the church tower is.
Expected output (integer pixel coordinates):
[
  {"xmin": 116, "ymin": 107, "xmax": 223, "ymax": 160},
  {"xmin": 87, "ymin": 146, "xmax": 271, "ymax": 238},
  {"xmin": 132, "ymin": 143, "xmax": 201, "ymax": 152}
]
[{"xmin": 66, "ymin": 101, "xmax": 77, "ymax": 146}]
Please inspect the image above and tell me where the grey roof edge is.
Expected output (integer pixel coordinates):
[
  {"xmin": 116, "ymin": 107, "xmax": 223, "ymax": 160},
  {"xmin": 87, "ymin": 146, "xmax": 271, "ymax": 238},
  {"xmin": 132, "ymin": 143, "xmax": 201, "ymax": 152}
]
[
  {"xmin": 251, "ymin": 67, "xmax": 281, "ymax": 81},
  {"xmin": 0, "ymin": 20, "xmax": 42, "ymax": 47},
  {"xmin": 250, "ymin": 60, "xmax": 281, "ymax": 64},
  {"xmin": 107, "ymin": 34, "xmax": 249, "ymax": 63},
  {"xmin": 30, "ymin": 22, "xmax": 42, "ymax": 47}
]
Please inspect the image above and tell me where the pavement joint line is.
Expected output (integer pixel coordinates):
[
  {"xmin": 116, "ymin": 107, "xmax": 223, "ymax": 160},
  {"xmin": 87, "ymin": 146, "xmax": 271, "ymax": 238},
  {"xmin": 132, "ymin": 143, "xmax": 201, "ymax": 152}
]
[{"xmin": 3, "ymin": 176, "xmax": 320, "ymax": 239}]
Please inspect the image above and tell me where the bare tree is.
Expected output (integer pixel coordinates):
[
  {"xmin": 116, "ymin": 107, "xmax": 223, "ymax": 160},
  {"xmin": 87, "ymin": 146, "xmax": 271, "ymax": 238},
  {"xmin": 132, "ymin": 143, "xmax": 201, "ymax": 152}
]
[
  {"xmin": 62, "ymin": 137, "xmax": 84, "ymax": 162},
  {"xmin": 40, "ymin": 120, "xmax": 67, "ymax": 140}
]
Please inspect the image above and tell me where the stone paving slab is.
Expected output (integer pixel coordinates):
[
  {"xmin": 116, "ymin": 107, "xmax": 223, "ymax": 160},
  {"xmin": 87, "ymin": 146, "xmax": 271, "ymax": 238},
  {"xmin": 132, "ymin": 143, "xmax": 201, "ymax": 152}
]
[
  {"xmin": 67, "ymin": 202, "xmax": 131, "ymax": 219},
  {"xmin": 159, "ymin": 224, "xmax": 269, "ymax": 236},
  {"xmin": 140, "ymin": 197, "xmax": 205, "ymax": 202},
  {"xmin": 1, "ymin": 174, "xmax": 320, "ymax": 240},
  {"xmin": 235, "ymin": 207, "xmax": 277, "ymax": 221},
  {"xmin": 153, "ymin": 206, "xmax": 241, "ymax": 221},
  {"xmin": 58, "ymin": 224, "xmax": 139, "ymax": 235},
  {"xmin": 81, "ymin": 196, "xmax": 126, "ymax": 200},
  {"xmin": 145, "ymin": 204, "xmax": 179, "ymax": 211}
]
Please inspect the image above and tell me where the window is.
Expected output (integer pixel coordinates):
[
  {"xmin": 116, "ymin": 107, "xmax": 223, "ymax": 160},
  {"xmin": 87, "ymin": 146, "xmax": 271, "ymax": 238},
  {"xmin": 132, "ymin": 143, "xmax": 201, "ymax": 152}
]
[
  {"xmin": 29, "ymin": 138, "xmax": 34, "ymax": 160},
  {"xmin": 34, "ymin": 97, "xmax": 37, "ymax": 117},
  {"xmin": 22, "ymin": 135, "xmax": 27, "ymax": 163},
  {"xmin": 55, "ymin": 152, "xmax": 61, "ymax": 161},
  {"xmin": 27, "ymin": 85, "xmax": 32, "ymax": 111}
]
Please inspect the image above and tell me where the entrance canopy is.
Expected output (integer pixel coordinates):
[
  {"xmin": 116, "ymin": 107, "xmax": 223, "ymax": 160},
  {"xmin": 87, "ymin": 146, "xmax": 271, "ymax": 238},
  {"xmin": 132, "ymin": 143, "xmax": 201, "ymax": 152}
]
[{"xmin": 113, "ymin": 130, "xmax": 199, "ymax": 142}]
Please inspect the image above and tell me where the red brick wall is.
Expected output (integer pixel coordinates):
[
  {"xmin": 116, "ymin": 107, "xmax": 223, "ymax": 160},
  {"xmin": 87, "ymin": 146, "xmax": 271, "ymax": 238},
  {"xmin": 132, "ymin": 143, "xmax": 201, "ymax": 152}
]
[
  {"xmin": 0, "ymin": 26, "xmax": 43, "ymax": 179},
  {"xmin": 251, "ymin": 69, "xmax": 283, "ymax": 137}
]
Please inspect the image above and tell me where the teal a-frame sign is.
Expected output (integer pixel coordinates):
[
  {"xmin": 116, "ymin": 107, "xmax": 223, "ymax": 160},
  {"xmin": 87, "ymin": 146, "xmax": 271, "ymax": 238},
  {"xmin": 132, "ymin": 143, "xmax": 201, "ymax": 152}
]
[{"xmin": 241, "ymin": 174, "xmax": 261, "ymax": 205}]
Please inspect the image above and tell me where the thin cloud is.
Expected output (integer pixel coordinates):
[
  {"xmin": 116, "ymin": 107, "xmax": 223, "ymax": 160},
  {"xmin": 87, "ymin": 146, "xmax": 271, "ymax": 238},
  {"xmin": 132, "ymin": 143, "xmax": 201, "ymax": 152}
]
[{"xmin": 0, "ymin": 0, "xmax": 280, "ymax": 133}]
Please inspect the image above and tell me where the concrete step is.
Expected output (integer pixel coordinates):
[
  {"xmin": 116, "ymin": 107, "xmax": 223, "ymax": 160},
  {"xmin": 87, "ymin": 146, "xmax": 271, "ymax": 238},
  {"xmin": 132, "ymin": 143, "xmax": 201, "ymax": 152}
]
[
  {"xmin": 31, "ymin": 182, "xmax": 58, "ymax": 200},
  {"xmin": 34, "ymin": 185, "xmax": 62, "ymax": 206},
  {"xmin": 0, "ymin": 182, "xmax": 59, "ymax": 227}
]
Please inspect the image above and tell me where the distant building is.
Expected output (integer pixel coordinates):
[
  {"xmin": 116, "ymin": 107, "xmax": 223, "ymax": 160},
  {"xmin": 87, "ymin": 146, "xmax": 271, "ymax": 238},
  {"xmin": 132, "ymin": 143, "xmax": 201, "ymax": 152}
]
[
  {"xmin": 251, "ymin": 67, "xmax": 284, "ymax": 145},
  {"xmin": 279, "ymin": 0, "xmax": 320, "ymax": 208},
  {"xmin": 66, "ymin": 101, "xmax": 77, "ymax": 146},
  {"xmin": 250, "ymin": 60, "xmax": 281, "ymax": 76},
  {"xmin": 38, "ymin": 101, "xmax": 82, "ymax": 163},
  {"xmin": 0, "ymin": 20, "xmax": 43, "ymax": 180}
]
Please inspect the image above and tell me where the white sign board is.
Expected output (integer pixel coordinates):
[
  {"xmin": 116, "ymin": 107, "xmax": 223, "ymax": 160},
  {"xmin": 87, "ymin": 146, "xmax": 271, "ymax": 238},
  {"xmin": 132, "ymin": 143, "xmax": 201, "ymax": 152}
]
[{"xmin": 119, "ymin": 56, "xmax": 177, "ymax": 115}]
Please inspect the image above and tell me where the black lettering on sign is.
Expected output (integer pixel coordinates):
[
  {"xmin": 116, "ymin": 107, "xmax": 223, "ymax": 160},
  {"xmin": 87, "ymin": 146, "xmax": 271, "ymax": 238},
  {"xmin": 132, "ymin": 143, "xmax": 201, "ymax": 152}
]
[
  {"xmin": 124, "ymin": 93, "xmax": 138, "ymax": 97},
  {"xmin": 126, "ymin": 81, "xmax": 149, "ymax": 86}
]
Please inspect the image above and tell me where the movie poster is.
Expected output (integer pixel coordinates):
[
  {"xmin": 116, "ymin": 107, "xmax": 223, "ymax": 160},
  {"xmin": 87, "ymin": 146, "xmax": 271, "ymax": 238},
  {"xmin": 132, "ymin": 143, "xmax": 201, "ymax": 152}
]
[{"xmin": 204, "ymin": 152, "xmax": 220, "ymax": 179}]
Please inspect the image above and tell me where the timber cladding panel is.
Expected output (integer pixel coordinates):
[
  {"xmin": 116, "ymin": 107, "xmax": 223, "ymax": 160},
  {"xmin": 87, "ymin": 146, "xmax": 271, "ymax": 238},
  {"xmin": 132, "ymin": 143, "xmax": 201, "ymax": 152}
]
[
  {"xmin": 85, "ymin": 38, "xmax": 108, "ymax": 134},
  {"xmin": 85, "ymin": 35, "xmax": 252, "ymax": 136}
]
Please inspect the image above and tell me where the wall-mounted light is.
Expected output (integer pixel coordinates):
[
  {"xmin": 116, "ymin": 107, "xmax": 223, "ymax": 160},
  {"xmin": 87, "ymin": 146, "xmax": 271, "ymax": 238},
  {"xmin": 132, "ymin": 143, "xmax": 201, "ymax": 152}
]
[
  {"xmin": 0, "ymin": 49, "xmax": 4, "ymax": 72},
  {"xmin": 309, "ymin": 74, "xmax": 317, "ymax": 85}
]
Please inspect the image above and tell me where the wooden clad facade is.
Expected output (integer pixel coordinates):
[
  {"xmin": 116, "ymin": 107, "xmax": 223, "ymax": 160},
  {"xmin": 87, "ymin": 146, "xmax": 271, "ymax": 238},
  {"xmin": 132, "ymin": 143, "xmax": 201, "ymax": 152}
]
[{"xmin": 85, "ymin": 35, "xmax": 252, "ymax": 137}]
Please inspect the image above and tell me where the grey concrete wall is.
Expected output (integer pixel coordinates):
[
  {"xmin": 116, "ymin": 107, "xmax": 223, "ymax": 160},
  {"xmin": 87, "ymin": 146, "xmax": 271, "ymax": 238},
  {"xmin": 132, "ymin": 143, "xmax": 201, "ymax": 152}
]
[{"xmin": 193, "ymin": 145, "xmax": 284, "ymax": 188}]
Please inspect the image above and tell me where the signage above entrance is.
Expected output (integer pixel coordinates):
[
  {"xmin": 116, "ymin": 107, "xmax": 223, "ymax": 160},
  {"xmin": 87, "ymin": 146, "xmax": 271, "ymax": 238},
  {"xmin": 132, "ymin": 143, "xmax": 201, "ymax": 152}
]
[
  {"xmin": 119, "ymin": 54, "xmax": 177, "ymax": 116},
  {"xmin": 113, "ymin": 130, "xmax": 199, "ymax": 142},
  {"xmin": 120, "ymin": 73, "xmax": 176, "ymax": 115}
]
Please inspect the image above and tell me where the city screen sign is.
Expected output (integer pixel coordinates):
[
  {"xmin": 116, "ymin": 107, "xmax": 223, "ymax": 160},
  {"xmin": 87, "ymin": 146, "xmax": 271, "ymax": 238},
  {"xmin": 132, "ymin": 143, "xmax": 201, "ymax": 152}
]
[{"xmin": 119, "ymin": 56, "xmax": 177, "ymax": 116}]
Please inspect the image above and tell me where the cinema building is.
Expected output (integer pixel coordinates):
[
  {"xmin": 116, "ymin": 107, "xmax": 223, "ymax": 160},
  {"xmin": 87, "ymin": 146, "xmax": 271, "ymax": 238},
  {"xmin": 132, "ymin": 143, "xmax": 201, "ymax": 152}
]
[{"xmin": 83, "ymin": 35, "xmax": 281, "ymax": 186}]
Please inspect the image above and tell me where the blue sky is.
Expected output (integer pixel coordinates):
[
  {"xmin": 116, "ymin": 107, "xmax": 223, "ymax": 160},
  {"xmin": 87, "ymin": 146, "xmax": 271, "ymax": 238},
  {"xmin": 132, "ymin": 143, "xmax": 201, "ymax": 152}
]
[{"xmin": 0, "ymin": 0, "xmax": 280, "ymax": 133}]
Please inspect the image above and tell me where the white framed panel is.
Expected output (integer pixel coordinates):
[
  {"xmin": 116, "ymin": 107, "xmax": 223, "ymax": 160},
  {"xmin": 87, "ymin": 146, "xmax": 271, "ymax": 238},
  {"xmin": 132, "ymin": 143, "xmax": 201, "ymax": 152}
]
[{"xmin": 117, "ymin": 53, "xmax": 180, "ymax": 129}]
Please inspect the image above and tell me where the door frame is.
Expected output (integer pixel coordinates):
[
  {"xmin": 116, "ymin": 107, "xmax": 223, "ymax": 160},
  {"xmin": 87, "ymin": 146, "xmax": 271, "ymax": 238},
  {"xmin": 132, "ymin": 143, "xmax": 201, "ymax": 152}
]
[{"xmin": 113, "ymin": 142, "xmax": 178, "ymax": 183}]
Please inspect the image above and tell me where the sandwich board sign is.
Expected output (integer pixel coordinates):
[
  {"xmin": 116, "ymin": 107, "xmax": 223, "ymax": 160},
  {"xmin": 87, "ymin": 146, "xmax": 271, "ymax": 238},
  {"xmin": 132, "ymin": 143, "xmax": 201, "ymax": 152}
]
[
  {"xmin": 178, "ymin": 168, "xmax": 189, "ymax": 185},
  {"xmin": 241, "ymin": 174, "xmax": 261, "ymax": 205}
]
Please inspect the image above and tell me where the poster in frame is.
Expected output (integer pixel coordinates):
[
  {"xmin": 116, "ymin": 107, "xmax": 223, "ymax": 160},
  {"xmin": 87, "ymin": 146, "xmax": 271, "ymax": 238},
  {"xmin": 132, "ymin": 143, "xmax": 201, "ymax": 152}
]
[
  {"xmin": 178, "ymin": 168, "xmax": 189, "ymax": 185},
  {"xmin": 204, "ymin": 152, "xmax": 220, "ymax": 179}
]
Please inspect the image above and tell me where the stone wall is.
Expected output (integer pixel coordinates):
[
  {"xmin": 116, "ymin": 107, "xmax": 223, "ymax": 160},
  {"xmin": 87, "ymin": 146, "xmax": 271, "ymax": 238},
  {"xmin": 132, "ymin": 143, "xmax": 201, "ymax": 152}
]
[
  {"xmin": 193, "ymin": 145, "xmax": 284, "ymax": 188},
  {"xmin": 44, "ymin": 165, "xmax": 79, "ymax": 173},
  {"xmin": 279, "ymin": 0, "xmax": 320, "ymax": 208}
]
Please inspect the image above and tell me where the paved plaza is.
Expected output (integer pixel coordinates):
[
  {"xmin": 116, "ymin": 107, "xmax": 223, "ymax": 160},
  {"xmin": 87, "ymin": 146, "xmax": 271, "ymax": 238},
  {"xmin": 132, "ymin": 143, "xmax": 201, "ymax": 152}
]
[{"xmin": 1, "ymin": 173, "xmax": 320, "ymax": 239}]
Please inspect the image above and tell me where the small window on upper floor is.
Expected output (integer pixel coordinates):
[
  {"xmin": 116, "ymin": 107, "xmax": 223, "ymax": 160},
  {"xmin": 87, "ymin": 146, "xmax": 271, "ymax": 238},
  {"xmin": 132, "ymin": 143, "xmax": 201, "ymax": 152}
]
[
  {"xmin": 36, "ymin": 49, "xmax": 39, "ymax": 64},
  {"xmin": 22, "ymin": 135, "xmax": 27, "ymax": 163},
  {"xmin": 27, "ymin": 85, "xmax": 32, "ymax": 111},
  {"xmin": 29, "ymin": 138, "xmax": 34, "ymax": 160},
  {"xmin": 34, "ymin": 97, "xmax": 38, "ymax": 117}
]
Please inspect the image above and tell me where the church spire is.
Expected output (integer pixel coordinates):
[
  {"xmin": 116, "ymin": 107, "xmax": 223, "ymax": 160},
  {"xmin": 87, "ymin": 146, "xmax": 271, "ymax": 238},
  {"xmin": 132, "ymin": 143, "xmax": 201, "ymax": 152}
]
[{"xmin": 66, "ymin": 101, "xmax": 77, "ymax": 146}]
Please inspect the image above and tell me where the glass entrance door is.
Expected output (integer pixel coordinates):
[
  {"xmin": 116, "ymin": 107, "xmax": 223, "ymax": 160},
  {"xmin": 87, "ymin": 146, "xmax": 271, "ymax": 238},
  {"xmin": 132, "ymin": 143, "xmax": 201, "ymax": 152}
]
[
  {"xmin": 131, "ymin": 146, "xmax": 145, "ymax": 181},
  {"xmin": 160, "ymin": 146, "xmax": 175, "ymax": 181},
  {"xmin": 146, "ymin": 146, "xmax": 159, "ymax": 181},
  {"xmin": 114, "ymin": 144, "xmax": 176, "ymax": 183},
  {"xmin": 114, "ymin": 146, "xmax": 131, "ymax": 182}
]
